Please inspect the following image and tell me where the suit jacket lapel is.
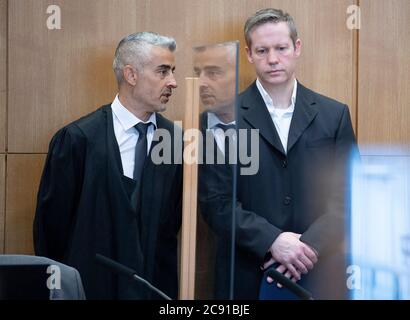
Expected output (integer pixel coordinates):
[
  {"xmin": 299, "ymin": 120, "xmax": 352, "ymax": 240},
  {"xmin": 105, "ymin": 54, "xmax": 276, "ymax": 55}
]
[
  {"xmin": 241, "ymin": 82, "xmax": 286, "ymax": 155},
  {"xmin": 287, "ymin": 82, "xmax": 318, "ymax": 152}
]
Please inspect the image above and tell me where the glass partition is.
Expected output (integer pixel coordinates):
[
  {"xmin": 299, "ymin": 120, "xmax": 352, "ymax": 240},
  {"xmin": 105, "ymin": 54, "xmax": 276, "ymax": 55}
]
[{"xmin": 194, "ymin": 41, "xmax": 239, "ymax": 299}]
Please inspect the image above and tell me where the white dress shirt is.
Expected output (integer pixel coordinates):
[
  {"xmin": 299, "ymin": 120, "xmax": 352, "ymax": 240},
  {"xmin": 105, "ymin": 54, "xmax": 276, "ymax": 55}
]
[
  {"xmin": 207, "ymin": 112, "xmax": 236, "ymax": 155},
  {"xmin": 111, "ymin": 94, "xmax": 157, "ymax": 179},
  {"xmin": 256, "ymin": 79, "xmax": 297, "ymax": 154}
]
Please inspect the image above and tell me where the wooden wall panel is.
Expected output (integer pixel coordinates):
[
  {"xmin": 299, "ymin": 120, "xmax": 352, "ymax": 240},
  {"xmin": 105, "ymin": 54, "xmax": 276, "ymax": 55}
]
[
  {"xmin": 8, "ymin": 0, "xmax": 138, "ymax": 152},
  {"xmin": 5, "ymin": 154, "xmax": 45, "ymax": 254},
  {"xmin": 358, "ymin": 0, "xmax": 410, "ymax": 154},
  {"xmin": 0, "ymin": 0, "xmax": 6, "ymax": 152},
  {"xmin": 292, "ymin": 0, "xmax": 356, "ymax": 124},
  {"xmin": 0, "ymin": 155, "xmax": 5, "ymax": 253}
]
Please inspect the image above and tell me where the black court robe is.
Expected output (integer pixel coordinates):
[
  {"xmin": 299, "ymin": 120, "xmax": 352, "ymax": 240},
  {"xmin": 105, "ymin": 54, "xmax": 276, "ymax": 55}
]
[{"xmin": 33, "ymin": 104, "xmax": 182, "ymax": 299}]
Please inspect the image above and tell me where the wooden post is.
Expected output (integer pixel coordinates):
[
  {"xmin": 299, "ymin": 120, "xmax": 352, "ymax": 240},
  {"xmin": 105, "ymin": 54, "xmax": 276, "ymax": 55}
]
[{"xmin": 179, "ymin": 77, "xmax": 200, "ymax": 299}]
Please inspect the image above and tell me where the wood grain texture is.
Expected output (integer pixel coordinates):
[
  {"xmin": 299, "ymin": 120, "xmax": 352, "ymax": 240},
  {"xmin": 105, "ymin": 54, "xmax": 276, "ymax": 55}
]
[
  {"xmin": 8, "ymin": 0, "xmax": 138, "ymax": 152},
  {"xmin": 5, "ymin": 154, "xmax": 46, "ymax": 254},
  {"xmin": 0, "ymin": 0, "xmax": 6, "ymax": 152},
  {"xmin": 179, "ymin": 78, "xmax": 200, "ymax": 299},
  {"xmin": 8, "ymin": 0, "xmax": 356, "ymax": 153},
  {"xmin": 0, "ymin": 154, "xmax": 5, "ymax": 253},
  {"xmin": 358, "ymin": 0, "xmax": 410, "ymax": 155}
]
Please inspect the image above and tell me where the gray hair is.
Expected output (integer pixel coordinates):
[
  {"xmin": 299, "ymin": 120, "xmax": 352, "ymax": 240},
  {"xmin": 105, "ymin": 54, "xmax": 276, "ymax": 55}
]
[
  {"xmin": 193, "ymin": 41, "xmax": 238, "ymax": 64},
  {"xmin": 244, "ymin": 8, "xmax": 298, "ymax": 49},
  {"xmin": 113, "ymin": 31, "xmax": 176, "ymax": 84}
]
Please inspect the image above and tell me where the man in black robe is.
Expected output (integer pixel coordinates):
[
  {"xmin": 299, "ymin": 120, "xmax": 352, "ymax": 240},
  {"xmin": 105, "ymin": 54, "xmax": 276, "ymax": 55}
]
[{"xmin": 33, "ymin": 32, "xmax": 182, "ymax": 300}]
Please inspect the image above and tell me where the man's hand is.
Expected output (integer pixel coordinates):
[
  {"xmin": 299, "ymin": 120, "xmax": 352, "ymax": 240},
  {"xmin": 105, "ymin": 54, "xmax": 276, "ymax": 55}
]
[{"xmin": 266, "ymin": 232, "xmax": 318, "ymax": 284}]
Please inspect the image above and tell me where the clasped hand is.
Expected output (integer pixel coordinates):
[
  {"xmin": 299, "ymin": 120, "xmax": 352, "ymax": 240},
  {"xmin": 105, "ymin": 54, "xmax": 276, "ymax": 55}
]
[{"xmin": 262, "ymin": 232, "xmax": 318, "ymax": 287}]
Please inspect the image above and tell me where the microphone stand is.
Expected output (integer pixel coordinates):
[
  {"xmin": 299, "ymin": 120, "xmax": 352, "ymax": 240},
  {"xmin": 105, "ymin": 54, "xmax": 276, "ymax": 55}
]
[
  {"xmin": 265, "ymin": 266, "xmax": 314, "ymax": 300},
  {"xmin": 95, "ymin": 253, "xmax": 172, "ymax": 300}
]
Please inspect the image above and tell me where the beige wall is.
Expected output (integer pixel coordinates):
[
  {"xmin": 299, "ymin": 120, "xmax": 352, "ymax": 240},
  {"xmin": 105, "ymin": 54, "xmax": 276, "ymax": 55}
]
[
  {"xmin": 7, "ymin": 0, "xmax": 358, "ymax": 154},
  {"xmin": 5, "ymin": 155, "xmax": 45, "ymax": 254},
  {"xmin": 8, "ymin": 0, "xmax": 140, "ymax": 152},
  {"xmin": 0, "ymin": 0, "xmax": 6, "ymax": 254},
  {"xmin": 0, "ymin": 0, "xmax": 6, "ymax": 153},
  {"xmin": 358, "ymin": 0, "xmax": 410, "ymax": 155}
]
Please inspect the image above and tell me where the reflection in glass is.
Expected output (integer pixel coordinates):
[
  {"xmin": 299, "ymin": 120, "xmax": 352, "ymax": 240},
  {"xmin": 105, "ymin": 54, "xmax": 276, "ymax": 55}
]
[{"xmin": 195, "ymin": 42, "xmax": 238, "ymax": 299}]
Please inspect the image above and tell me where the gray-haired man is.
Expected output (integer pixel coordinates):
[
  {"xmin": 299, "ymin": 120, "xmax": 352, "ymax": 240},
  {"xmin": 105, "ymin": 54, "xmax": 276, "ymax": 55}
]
[{"xmin": 34, "ymin": 32, "xmax": 183, "ymax": 299}]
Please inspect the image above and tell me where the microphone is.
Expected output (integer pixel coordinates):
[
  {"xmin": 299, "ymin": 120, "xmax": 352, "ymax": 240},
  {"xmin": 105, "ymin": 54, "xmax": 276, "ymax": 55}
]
[
  {"xmin": 95, "ymin": 253, "xmax": 172, "ymax": 300},
  {"xmin": 265, "ymin": 266, "xmax": 314, "ymax": 300}
]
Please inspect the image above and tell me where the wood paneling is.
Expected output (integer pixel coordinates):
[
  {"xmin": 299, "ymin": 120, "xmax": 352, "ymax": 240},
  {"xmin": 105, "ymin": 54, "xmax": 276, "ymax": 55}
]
[
  {"xmin": 358, "ymin": 0, "xmax": 410, "ymax": 154},
  {"xmin": 142, "ymin": 0, "xmax": 356, "ymax": 128},
  {"xmin": 292, "ymin": 0, "xmax": 357, "ymax": 125},
  {"xmin": 8, "ymin": 0, "xmax": 357, "ymax": 152},
  {"xmin": 0, "ymin": 0, "xmax": 6, "ymax": 152},
  {"xmin": 8, "ymin": 0, "xmax": 138, "ymax": 152},
  {"xmin": 0, "ymin": 154, "xmax": 5, "ymax": 253},
  {"xmin": 5, "ymin": 154, "xmax": 45, "ymax": 254}
]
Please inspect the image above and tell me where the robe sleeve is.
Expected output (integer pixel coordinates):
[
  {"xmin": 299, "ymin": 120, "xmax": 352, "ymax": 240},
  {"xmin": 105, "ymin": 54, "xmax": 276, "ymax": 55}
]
[{"xmin": 33, "ymin": 125, "xmax": 86, "ymax": 262}]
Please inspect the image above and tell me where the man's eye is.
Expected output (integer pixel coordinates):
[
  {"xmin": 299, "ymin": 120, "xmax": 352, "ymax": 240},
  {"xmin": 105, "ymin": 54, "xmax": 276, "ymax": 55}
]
[
  {"xmin": 206, "ymin": 70, "xmax": 222, "ymax": 79},
  {"xmin": 256, "ymin": 49, "xmax": 267, "ymax": 55}
]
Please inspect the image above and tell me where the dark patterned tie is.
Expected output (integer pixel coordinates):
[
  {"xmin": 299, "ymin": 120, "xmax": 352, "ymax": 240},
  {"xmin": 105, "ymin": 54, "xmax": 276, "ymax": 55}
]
[{"xmin": 133, "ymin": 122, "xmax": 152, "ymax": 182}]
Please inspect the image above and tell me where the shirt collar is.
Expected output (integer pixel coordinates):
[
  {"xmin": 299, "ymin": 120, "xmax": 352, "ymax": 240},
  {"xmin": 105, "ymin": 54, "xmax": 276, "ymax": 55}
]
[
  {"xmin": 256, "ymin": 78, "xmax": 297, "ymax": 113},
  {"xmin": 207, "ymin": 112, "xmax": 236, "ymax": 129},
  {"xmin": 111, "ymin": 94, "xmax": 157, "ymax": 131}
]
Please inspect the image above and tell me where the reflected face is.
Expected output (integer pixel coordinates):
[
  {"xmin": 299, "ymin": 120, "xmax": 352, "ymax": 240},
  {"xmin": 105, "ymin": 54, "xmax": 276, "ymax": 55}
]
[
  {"xmin": 133, "ymin": 46, "xmax": 177, "ymax": 113},
  {"xmin": 246, "ymin": 22, "xmax": 301, "ymax": 88},
  {"xmin": 193, "ymin": 45, "xmax": 236, "ymax": 116}
]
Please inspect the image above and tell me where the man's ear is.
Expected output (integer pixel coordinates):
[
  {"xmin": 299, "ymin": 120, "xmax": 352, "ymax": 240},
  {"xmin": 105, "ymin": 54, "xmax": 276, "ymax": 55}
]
[
  {"xmin": 123, "ymin": 65, "xmax": 138, "ymax": 86},
  {"xmin": 294, "ymin": 39, "xmax": 302, "ymax": 57},
  {"xmin": 245, "ymin": 46, "xmax": 254, "ymax": 64}
]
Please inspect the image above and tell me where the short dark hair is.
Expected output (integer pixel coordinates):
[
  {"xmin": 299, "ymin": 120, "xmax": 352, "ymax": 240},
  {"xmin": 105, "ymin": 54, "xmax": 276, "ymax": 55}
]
[{"xmin": 244, "ymin": 8, "xmax": 298, "ymax": 48}]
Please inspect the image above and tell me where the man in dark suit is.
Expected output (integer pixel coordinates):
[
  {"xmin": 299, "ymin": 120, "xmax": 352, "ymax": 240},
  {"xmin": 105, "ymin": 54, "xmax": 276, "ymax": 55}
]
[
  {"xmin": 33, "ymin": 32, "xmax": 182, "ymax": 300},
  {"xmin": 205, "ymin": 9, "xmax": 357, "ymax": 299}
]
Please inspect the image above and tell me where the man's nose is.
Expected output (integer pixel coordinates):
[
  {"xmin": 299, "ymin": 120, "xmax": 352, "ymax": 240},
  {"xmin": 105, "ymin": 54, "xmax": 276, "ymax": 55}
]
[
  {"xmin": 167, "ymin": 73, "xmax": 177, "ymax": 88},
  {"xmin": 198, "ymin": 74, "xmax": 209, "ymax": 88},
  {"xmin": 267, "ymin": 49, "xmax": 279, "ymax": 65}
]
